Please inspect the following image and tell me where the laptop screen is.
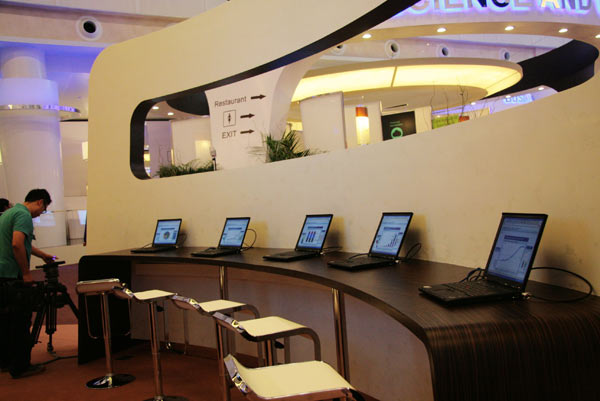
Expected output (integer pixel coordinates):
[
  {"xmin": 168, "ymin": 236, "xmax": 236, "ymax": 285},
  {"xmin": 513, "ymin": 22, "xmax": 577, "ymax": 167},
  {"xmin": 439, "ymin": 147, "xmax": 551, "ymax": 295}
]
[
  {"xmin": 153, "ymin": 219, "xmax": 182, "ymax": 246},
  {"xmin": 218, "ymin": 217, "xmax": 250, "ymax": 248},
  {"xmin": 486, "ymin": 213, "xmax": 547, "ymax": 285},
  {"xmin": 369, "ymin": 213, "xmax": 413, "ymax": 257},
  {"xmin": 296, "ymin": 214, "xmax": 333, "ymax": 251}
]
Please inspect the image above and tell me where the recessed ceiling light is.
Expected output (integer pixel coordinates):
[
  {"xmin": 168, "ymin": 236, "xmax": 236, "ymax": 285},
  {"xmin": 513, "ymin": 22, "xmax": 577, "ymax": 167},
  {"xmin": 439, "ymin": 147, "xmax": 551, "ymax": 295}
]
[
  {"xmin": 167, "ymin": 112, "xmax": 174, "ymax": 116},
  {"xmin": 505, "ymin": 95, "xmax": 511, "ymax": 98},
  {"xmin": 362, "ymin": 33, "xmax": 372, "ymax": 39},
  {"xmin": 437, "ymin": 27, "xmax": 447, "ymax": 33},
  {"xmin": 471, "ymin": 102, "xmax": 476, "ymax": 106},
  {"xmin": 595, "ymin": 34, "xmax": 600, "ymax": 38},
  {"xmin": 505, "ymin": 25, "xmax": 514, "ymax": 31},
  {"xmin": 152, "ymin": 106, "xmax": 159, "ymax": 110},
  {"xmin": 538, "ymin": 86, "xmax": 545, "ymax": 91},
  {"xmin": 559, "ymin": 28, "xmax": 568, "ymax": 33}
]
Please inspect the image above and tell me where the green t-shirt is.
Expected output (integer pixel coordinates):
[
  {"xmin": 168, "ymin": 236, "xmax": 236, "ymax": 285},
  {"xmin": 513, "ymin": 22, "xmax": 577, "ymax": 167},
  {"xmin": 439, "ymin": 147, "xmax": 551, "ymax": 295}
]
[{"xmin": 0, "ymin": 203, "xmax": 33, "ymax": 278}]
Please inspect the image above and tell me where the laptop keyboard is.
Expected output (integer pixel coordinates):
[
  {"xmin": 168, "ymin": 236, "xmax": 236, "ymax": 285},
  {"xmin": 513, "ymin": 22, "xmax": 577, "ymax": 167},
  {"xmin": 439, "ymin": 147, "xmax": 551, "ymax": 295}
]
[{"xmin": 444, "ymin": 280, "xmax": 514, "ymax": 296}]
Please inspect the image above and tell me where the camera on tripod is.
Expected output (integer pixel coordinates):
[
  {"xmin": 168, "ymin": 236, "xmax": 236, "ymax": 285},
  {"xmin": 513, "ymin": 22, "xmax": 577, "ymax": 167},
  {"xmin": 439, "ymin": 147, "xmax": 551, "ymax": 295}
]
[{"xmin": 31, "ymin": 260, "xmax": 78, "ymax": 353}]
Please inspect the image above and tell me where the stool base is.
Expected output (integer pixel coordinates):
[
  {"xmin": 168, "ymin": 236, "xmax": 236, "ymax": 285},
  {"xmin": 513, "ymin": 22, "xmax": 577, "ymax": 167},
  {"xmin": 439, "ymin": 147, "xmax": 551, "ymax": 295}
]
[
  {"xmin": 86, "ymin": 373, "xmax": 136, "ymax": 389},
  {"xmin": 143, "ymin": 397, "xmax": 189, "ymax": 401}
]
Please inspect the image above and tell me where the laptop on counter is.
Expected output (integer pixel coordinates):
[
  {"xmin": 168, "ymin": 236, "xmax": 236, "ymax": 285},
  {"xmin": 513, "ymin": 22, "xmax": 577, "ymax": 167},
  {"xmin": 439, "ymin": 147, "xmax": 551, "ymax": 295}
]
[
  {"xmin": 131, "ymin": 219, "xmax": 182, "ymax": 253},
  {"xmin": 328, "ymin": 212, "xmax": 413, "ymax": 271},
  {"xmin": 263, "ymin": 214, "xmax": 333, "ymax": 262},
  {"xmin": 191, "ymin": 217, "xmax": 250, "ymax": 257},
  {"xmin": 419, "ymin": 213, "xmax": 547, "ymax": 305}
]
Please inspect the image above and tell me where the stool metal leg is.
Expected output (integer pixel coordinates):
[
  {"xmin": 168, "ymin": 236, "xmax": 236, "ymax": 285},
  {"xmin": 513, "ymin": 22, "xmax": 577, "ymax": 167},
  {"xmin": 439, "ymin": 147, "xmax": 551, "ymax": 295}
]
[
  {"xmin": 86, "ymin": 292, "xmax": 135, "ymax": 389},
  {"xmin": 333, "ymin": 288, "xmax": 350, "ymax": 380},
  {"xmin": 145, "ymin": 301, "xmax": 188, "ymax": 401},
  {"xmin": 182, "ymin": 309, "xmax": 190, "ymax": 355},
  {"xmin": 215, "ymin": 322, "xmax": 231, "ymax": 401}
]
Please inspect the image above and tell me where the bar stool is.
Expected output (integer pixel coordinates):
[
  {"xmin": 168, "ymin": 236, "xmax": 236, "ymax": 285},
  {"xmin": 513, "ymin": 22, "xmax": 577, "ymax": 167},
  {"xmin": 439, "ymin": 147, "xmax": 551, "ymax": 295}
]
[
  {"xmin": 76, "ymin": 278, "xmax": 135, "ymax": 389},
  {"xmin": 224, "ymin": 354, "xmax": 365, "ymax": 401},
  {"xmin": 112, "ymin": 286, "xmax": 188, "ymax": 401},
  {"xmin": 170, "ymin": 295, "xmax": 263, "ymax": 401},
  {"xmin": 212, "ymin": 311, "xmax": 321, "ymax": 365}
]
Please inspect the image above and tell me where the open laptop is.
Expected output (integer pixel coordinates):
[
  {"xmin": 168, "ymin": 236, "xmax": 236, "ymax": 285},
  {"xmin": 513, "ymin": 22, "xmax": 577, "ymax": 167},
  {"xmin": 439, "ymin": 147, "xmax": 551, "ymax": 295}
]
[
  {"xmin": 191, "ymin": 217, "xmax": 250, "ymax": 257},
  {"xmin": 131, "ymin": 219, "xmax": 182, "ymax": 253},
  {"xmin": 263, "ymin": 214, "xmax": 333, "ymax": 262},
  {"xmin": 419, "ymin": 213, "xmax": 548, "ymax": 305},
  {"xmin": 328, "ymin": 212, "xmax": 413, "ymax": 271}
]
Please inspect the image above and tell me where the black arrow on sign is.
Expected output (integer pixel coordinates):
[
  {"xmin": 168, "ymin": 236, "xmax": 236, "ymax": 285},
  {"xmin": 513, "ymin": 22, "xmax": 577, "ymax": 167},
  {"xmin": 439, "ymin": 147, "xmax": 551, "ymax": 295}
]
[
  {"xmin": 240, "ymin": 129, "xmax": 254, "ymax": 134},
  {"xmin": 251, "ymin": 94, "xmax": 266, "ymax": 100},
  {"xmin": 240, "ymin": 113, "xmax": 255, "ymax": 119}
]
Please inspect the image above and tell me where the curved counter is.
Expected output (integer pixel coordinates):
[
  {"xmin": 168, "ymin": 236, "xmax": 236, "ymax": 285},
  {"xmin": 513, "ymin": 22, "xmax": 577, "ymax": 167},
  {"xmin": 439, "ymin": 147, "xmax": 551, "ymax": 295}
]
[{"xmin": 79, "ymin": 247, "xmax": 600, "ymax": 401}]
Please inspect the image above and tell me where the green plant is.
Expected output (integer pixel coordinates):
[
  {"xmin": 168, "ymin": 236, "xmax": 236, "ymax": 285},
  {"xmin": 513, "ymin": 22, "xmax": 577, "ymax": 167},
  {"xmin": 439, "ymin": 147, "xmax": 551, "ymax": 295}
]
[
  {"xmin": 264, "ymin": 129, "xmax": 313, "ymax": 162},
  {"xmin": 154, "ymin": 159, "xmax": 214, "ymax": 177}
]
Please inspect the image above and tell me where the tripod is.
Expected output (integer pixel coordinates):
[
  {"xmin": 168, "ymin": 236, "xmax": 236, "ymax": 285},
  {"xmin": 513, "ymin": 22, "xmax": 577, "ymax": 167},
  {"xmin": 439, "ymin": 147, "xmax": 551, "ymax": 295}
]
[{"xmin": 31, "ymin": 261, "xmax": 78, "ymax": 354}]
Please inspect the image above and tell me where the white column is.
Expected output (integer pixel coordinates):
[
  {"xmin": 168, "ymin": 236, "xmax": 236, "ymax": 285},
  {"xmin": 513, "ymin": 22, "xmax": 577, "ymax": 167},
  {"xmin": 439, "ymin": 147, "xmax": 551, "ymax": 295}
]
[{"xmin": 0, "ymin": 47, "xmax": 66, "ymax": 248}]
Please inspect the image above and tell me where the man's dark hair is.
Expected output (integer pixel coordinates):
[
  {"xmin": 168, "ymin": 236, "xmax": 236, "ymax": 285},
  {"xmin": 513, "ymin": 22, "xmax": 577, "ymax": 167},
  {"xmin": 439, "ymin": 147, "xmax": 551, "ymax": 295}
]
[
  {"xmin": 24, "ymin": 189, "xmax": 52, "ymax": 206},
  {"xmin": 0, "ymin": 198, "xmax": 9, "ymax": 212}
]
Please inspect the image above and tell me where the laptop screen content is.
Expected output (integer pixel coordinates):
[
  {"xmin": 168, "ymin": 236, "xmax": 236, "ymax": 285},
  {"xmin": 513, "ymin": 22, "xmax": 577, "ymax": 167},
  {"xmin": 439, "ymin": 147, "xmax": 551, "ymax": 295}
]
[
  {"xmin": 153, "ymin": 220, "xmax": 181, "ymax": 245},
  {"xmin": 219, "ymin": 218, "xmax": 250, "ymax": 248},
  {"xmin": 370, "ymin": 214, "xmax": 412, "ymax": 256},
  {"xmin": 297, "ymin": 215, "xmax": 333, "ymax": 250},
  {"xmin": 486, "ymin": 216, "xmax": 546, "ymax": 284}
]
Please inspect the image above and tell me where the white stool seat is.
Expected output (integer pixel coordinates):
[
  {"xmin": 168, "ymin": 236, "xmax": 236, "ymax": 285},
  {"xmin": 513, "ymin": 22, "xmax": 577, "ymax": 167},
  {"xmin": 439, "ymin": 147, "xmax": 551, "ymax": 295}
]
[
  {"xmin": 200, "ymin": 299, "xmax": 247, "ymax": 313},
  {"xmin": 76, "ymin": 278, "xmax": 121, "ymax": 294},
  {"xmin": 238, "ymin": 316, "xmax": 306, "ymax": 338},
  {"xmin": 133, "ymin": 289, "xmax": 175, "ymax": 302},
  {"xmin": 224, "ymin": 355, "xmax": 362, "ymax": 401}
]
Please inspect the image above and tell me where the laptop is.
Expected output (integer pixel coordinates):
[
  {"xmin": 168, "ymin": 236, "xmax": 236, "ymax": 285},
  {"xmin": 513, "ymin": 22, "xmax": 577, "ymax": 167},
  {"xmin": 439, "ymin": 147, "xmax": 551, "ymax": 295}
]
[
  {"xmin": 419, "ymin": 213, "xmax": 548, "ymax": 305},
  {"xmin": 131, "ymin": 219, "xmax": 182, "ymax": 253},
  {"xmin": 263, "ymin": 214, "xmax": 333, "ymax": 262},
  {"xmin": 328, "ymin": 212, "xmax": 413, "ymax": 271},
  {"xmin": 191, "ymin": 217, "xmax": 250, "ymax": 257}
]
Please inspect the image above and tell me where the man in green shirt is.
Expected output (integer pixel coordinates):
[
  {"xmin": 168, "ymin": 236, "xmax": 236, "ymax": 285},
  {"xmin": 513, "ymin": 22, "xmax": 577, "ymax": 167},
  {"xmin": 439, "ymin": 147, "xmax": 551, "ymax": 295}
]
[{"xmin": 0, "ymin": 189, "xmax": 56, "ymax": 378}]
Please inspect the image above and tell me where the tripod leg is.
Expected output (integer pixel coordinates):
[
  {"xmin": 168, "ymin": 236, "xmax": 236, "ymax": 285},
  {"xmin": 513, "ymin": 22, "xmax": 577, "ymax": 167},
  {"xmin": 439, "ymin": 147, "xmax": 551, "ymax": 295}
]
[
  {"xmin": 31, "ymin": 305, "xmax": 46, "ymax": 348},
  {"xmin": 46, "ymin": 300, "xmax": 56, "ymax": 353}
]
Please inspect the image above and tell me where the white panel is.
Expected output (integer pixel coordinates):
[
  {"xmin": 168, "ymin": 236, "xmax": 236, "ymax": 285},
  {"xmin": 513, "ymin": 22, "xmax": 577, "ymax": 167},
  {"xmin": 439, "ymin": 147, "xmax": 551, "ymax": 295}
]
[
  {"xmin": 300, "ymin": 92, "xmax": 347, "ymax": 152},
  {"xmin": 170, "ymin": 118, "xmax": 211, "ymax": 165}
]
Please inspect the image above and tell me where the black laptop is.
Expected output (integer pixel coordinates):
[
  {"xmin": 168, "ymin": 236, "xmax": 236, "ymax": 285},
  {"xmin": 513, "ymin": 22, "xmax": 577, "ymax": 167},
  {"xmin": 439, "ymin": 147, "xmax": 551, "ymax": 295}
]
[
  {"xmin": 191, "ymin": 217, "xmax": 250, "ymax": 257},
  {"xmin": 328, "ymin": 212, "xmax": 413, "ymax": 271},
  {"xmin": 131, "ymin": 219, "xmax": 182, "ymax": 253},
  {"xmin": 419, "ymin": 213, "xmax": 548, "ymax": 305},
  {"xmin": 263, "ymin": 214, "xmax": 333, "ymax": 262}
]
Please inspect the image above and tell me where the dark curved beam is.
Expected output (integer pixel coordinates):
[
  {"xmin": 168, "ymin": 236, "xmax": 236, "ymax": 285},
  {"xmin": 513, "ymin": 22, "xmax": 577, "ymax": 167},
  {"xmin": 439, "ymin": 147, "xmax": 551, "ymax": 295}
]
[{"xmin": 490, "ymin": 40, "xmax": 598, "ymax": 98}]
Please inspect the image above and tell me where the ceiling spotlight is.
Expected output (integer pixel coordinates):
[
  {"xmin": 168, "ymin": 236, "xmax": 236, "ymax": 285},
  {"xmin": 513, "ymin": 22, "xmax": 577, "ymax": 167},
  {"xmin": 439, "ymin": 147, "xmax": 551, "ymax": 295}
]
[
  {"xmin": 152, "ymin": 106, "xmax": 159, "ymax": 110},
  {"xmin": 471, "ymin": 102, "xmax": 476, "ymax": 106},
  {"xmin": 505, "ymin": 95, "xmax": 511, "ymax": 99},
  {"xmin": 437, "ymin": 27, "xmax": 447, "ymax": 33},
  {"xmin": 362, "ymin": 33, "xmax": 372, "ymax": 39},
  {"xmin": 559, "ymin": 28, "xmax": 568, "ymax": 33},
  {"xmin": 595, "ymin": 34, "xmax": 600, "ymax": 38},
  {"xmin": 538, "ymin": 86, "xmax": 545, "ymax": 91},
  {"xmin": 505, "ymin": 25, "xmax": 515, "ymax": 31},
  {"xmin": 167, "ymin": 112, "xmax": 174, "ymax": 116}
]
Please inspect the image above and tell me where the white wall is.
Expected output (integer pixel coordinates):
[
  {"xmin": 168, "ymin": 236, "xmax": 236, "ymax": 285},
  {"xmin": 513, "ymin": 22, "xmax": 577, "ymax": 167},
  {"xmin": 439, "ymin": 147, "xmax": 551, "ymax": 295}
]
[
  {"xmin": 60, "ymin": 121, "xmax": 88, "ymax": 197},
  {"xmin": 300, "ymin": 92, "xmax": 347, "ymax": 151}
]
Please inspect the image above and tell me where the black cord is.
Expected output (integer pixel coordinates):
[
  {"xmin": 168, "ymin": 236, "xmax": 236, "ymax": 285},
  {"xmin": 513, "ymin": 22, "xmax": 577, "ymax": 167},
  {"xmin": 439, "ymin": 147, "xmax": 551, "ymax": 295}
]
[
  {"xmin": 459, "ymin": 267, "xmax": 484, "ymax": 282},
  {"xmin": 242, "ymin": 229, "xmax": 257, "ymax": 251},
  {"xmin": 349, "ymin": 253, "xmax": 368, "ymax": 260},
  {"xmin": 321, "ymin": 246, "xmax": 342, "ymax": 254},
  {"xmin": 140, "ymin": 243, "xmax": 152, "ymax": 249},
  {"xmin": 176, "ymin": 233, "xmax": 187, "ymax": 247},
  {"xmin": 402, "ymin": 243, "xmax": 421, "ymax": 262},
  {"xmin": 527, "ymin": 267, "xmax": 594, "ymax": 303}
]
